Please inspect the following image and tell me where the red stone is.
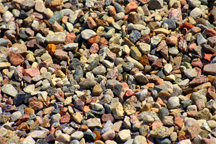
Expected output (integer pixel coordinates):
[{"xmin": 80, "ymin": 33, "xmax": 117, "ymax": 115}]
[
  {"xmin": 174, "ymin": 115, "xmax": 183, "ymax": 130},
  {"xmin": 64, "ymin": 32, "xmax": 76, "ymax": 44},
  {"xmin": 24, "ymin": 67, "xmax": 40, "ymax": 77},
  {"xmin": 87, "ymin": 17, "xmax": 97, "ymax": 29},
  {"xmin": 140, "ymin": 34, "xmax": 151, "ymax": 44},
  {"xmin": 8, "ymin": 51, "xmax": 24, "ymax": 66},
  {"xmin": 90, "ymin": 43, "xmax": 99, "ymax": 54},
  {"xmin": 125, "ymin": 89, "xmax": 135, "ymax": 97},
  {"xmin": 205, "ymin": 28, "xmax": 216, "ymax": 37},
  {"xmin": 125, "ymin": 2, "xmax": 138, "ymax": 14},
  {"xmin": 60, "ymin": 115, "xmax": 70, "ymax": 123},
  {"xmin": 14, "ymin": 114, "xmax": 30, "ymax": 126}
]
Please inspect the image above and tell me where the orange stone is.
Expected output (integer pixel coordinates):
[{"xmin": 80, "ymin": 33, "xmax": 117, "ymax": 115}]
[
  {"xmin": 139, "ymin": 55, "xmax": 149, "ymax": 66},
  {"xmin": 125, "ymin": 2, "xmax": 138, "ymax": 14},
  {"xmin": 174, "ymin": 115, "xmax": 183, "ymax": 129},
  {"xmin": 109, "ymin": 6, "xmax": 116, "ymax": 16},
  {"xmin": 80, "ymin": 125, "xmax": 88, "ymax": 131},
  {"xmin": 88, "ymin": 35, "xmax": 101, "ymax": 45},
  {"xmin": 87, "ymin": 17, "xmax": 97, "ymax": 29},
  {"xmin": 93, "ymin": 130, "xmax": 101, "ymax": 141},
  {"xmin": 8, "ymin": 51, "xmax": 24, "ymax": 66},
  {"xmin": 99, "ymin": 37, "xmax": 109, "ymax": 48},
  {"xmin": 156, "ymin": 97, "xmax": 165, "ymax": 107},
  {"xmin": 156, "ymin": 78, "xmax": 163, "ymax": 85},
  {"xmin": 203, "ymin": 53, "xmax": 212, "ymax": 62},
  {"xmin": 62, "ymin": 16, "xmax": 68, "ymax": 23},
  {"xmin": 25, "ymin": 67, "xmax": 40, "ymax": 77},
  {"xmin": 83, "ymin": 105, "xmax": 91, "ymax": 114},
  {"xmin": 46, "ymin": 44, "xmax": 56, "ymax": 55},
  {"xmin": 120, "ymin": 82, "xmax": 129, "ymax": 89},
  {"xmin": 146, "ymin": 83, "xmax": 155, "ymax": 88},
  {"xmin": 106, "ymin": 17, "xmax": 115, "ymax": 24}
]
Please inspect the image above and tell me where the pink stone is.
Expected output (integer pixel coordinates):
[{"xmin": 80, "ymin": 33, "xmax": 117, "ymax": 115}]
[
  {"xmin": 25, "ymin": 67, "xmax": 40, "ymax": 77},
  {"xmin": 125, "ymin": 89, "xmax": 134, "ymax": 97},
  {"xmin": 188, "ymin": 43, "xmax": 196, "ymax": 52},
  {"xmin": 191, "ymin": 58, "xmax": 203, "ymax": 68},
  {"xmin": 106, "ymin": 67, "xmax": 118, "ymax": 79},
  {"xmin": 166, "ymin": 36, "xmax": 177, "ymax": 45},
  {"xmin": 102, "ymin": 129, "xmax": 115, "ymax": 141},
  {"xmin": 169, "ymin": 8, "xmax": 182, "ymax": 21},
  {"xmin": 174, "ymin": 115, "xmax": 183, "ymax": 129},
  {"xmin": 90, "ymin": 43, "xmax": 99, "ymax": 54},
  {"xmin": 205, "ymin": 28, "xmax": 216, "ymax": 37}
]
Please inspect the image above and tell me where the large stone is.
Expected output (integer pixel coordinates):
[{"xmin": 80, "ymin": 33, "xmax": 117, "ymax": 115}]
[
  {"xmin": 1, "ymin": 84, "xmax": 18, "ymax": 97},
  {"xmin": 46, "ymin": 32, "xmax": 66, "ymax": 44},
  {"xmin": 203, "ymin": 63, "xmax": 216, "ymax": 75}
]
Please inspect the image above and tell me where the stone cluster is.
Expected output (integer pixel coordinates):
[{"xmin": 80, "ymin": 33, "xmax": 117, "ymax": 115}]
[{"xmin": 0, "ymin": 0, "xmax": 216, "ymax": 144}]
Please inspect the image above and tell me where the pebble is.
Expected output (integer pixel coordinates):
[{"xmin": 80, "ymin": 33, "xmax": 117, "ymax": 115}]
[{"xmin": 0, "ymin": 0, "xmax": 215, "ymax": 144}]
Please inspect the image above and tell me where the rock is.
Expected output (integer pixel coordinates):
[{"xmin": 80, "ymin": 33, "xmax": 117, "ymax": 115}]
[
  {"xmin": 118, "ymin": 129, "xmax": 131, "ymax": 142},
  {"xmin": 8, "ymin": 51, "xmax": 24, "ymax": 66},
  {"xmin": 81, "ymin": 29, "xmax": 97, "ymax": 40},
  {"xmin": 131, "ymin": 46, "xmax": 142, "ymax": 60},
  {"xmin": 134, "ymin": 73, "xmax": 149, "ymax": 84},
  {"xmin": 71, "ymin": 131, "xmax": 84, "ymax": 140},
  {"xmin": 86, "ymin": 118, "xmax": 102, "ymax": 128},
  {"xmin": 203, "ymin": 63, "xmax": 216, "ymax": 75},
  {"xmin": 150, "ymin": 126, "xmax": 173, "ymax": 138},
  {"xmin": 46, "ymin": 32, "xmax": 66, "ymax": 44},
  {"xmin": 1, "ymin": 84, "xmax": 18, "ymax": 97},
  {"xmin": 167, "ymin": 96, "xmax": 180, "ymax": 109},
  {"xmin": 149, "ymin": 0, "xmax": 163, "ymax": 9},
  {"xmin": 28, "ymin": 130, "xmax": 48, "ymax": 139},
  {"xmin": 184, "ymin": 69, "xmax": 197, "ymax": 79}
]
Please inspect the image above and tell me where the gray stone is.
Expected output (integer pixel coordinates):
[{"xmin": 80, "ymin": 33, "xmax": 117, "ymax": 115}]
[{"xmin": 1, "ymin": 84, "xmax": 18, "ymax": 97}]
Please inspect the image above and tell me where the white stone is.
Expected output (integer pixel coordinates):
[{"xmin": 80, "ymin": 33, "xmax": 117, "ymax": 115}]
[{"xmin": 81, "ymin": 29, "xmax": 97, "ymax": 40}]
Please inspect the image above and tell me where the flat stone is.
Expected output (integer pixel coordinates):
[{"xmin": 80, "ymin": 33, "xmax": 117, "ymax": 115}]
[{"xmin": 1, "ymin": 84, "xmax": 18, "ymax": 97}]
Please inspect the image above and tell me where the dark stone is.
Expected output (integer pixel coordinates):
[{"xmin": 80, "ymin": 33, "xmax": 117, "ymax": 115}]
[
  {"xmin": 158, "ymin": 107, "xmax": 169, "ymax": 120},
  {"xmin": 114, "ymin": 2, "xmax": 125, "ymax": 13},
  {"xmin": 69, "ymin": 58, "xmax": 82, "ymax": 70},
  {"xmin": 129, "ymin": 30, "xmax": 141, "ymax": 43},
  {"xmin": 155, "ymin": 138, "xmax": 171, "ymax": 144},
  {"xmin": 13, "ymin": 92, "xmax": 26, "ymax": 106},
  {"xmin": 73, "ymin": 66, "xmax": 83, "ymax": 82},
  {"xmin": 162, "ymin": 19, "xmax": 176, "ymax": 30},
  {"xmin": 113, "ymin": 84, "xmax": 122, "ymax": 96},
  {"xmin": 83, "ymin": 131, "xmax": 96, "ymax": 142}
]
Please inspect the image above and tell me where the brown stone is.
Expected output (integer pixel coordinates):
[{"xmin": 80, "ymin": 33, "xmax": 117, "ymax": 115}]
[
  {"xmin": 139, "ymin": 55, "xmax": 150, "ymax": 66},
  {"xmin": 8, "ymin": 51, "xmax": 24, "ymax": 66},
  {"xmin": 102, "ymin": 114, "xmax": 114, "ymax": 123},
  {"xmin": 87, "ymin": 17, "xmax": 97, "ymax": 29},
  {"xmin": 125, "ymin": 2, "xmax": 138, "ymax": 14},
  {"xmin": 185, "ymin": 123, "xmax": 201, "ymax": 139}
]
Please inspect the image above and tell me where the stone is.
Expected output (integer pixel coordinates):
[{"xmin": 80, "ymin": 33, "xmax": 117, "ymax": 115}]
[
  {"xmin": 203, "ymin": 63, "xmax": 216, "ymax": 75},
  {"xmin": 1, "ymin": 84, "xmax": 18, "ymax": 97},
  {"xmin": 131, "ymin": 46, "xmax": 142, "ymax": 60},
  {"xmin": 167, "ymin": 96, "xmax": 180, "ymax": 109},
  {"xmin": 46, "ymin": 32, "xmax": 66, "ymax": 44},
  {"xmin": 81, "ymin": 29, "xmax": 97, "ymax": 40},
  {"xmin": 8, "ymin": 51, "xmax": 24, "ymax": 66},
  {"xmin": 28, "ymin": 130, "xmax": 48, "ymax": 139},
  {"xmin": 150, "ymin": 126, "xmax": 173, "ymax": 138},
  {"xmin": 71, "ymin": 131, "xmax": 84, "ymax": 140},
  {"xmin": 118, "ymin": 130, "xmax": 131, "ymax": 142},
  {"xmin": 184, "ymin": 69, "xmax": 197, "ymax": 79},
  {"xmin": 148, "ymin": 0, "xmax": 163, "ymax": 9}
]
